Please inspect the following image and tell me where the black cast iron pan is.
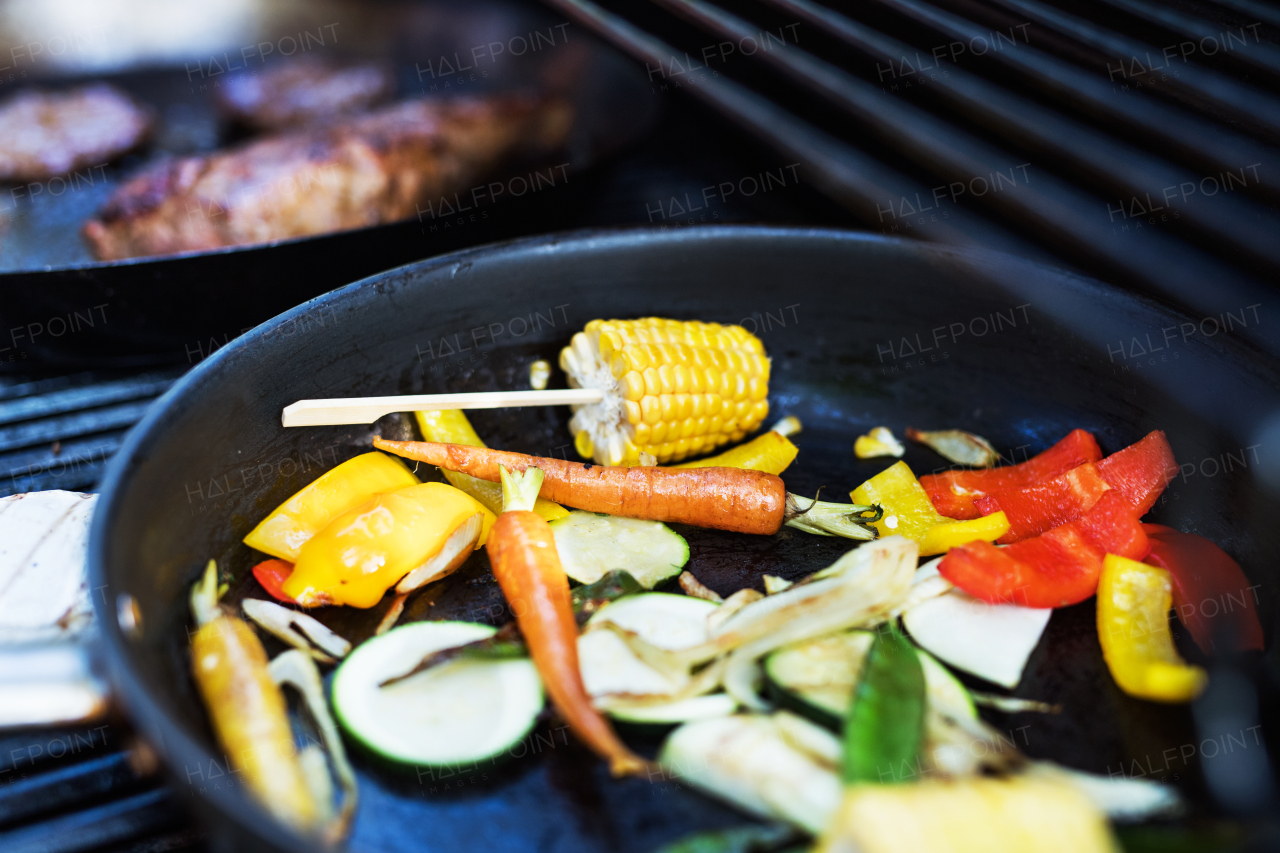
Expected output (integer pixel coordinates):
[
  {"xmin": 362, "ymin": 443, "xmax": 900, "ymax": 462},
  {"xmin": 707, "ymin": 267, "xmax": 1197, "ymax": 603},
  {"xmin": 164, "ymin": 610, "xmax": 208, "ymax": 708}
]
[
  {"xmin": 88, "ymin": 226, "xmax": 1280, "ymax": 852},
  {"xmin": 0, "ymin": 0, "xmax": 655, "ymax": 371}
]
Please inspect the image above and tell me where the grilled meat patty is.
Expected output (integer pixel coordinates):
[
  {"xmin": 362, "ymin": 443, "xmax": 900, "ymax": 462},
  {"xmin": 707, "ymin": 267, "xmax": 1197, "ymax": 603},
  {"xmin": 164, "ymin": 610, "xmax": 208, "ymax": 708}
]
[
  {"xmin": 0, "ymin": 84, "xmax": 152, "ymax": 182},
  {"xmin": 82, "ymin": 94, "xmax": 572, "ymax": 260},
  {"xmin": 216, "ymin": 57, "xmax": 396, "ymax": 131}
]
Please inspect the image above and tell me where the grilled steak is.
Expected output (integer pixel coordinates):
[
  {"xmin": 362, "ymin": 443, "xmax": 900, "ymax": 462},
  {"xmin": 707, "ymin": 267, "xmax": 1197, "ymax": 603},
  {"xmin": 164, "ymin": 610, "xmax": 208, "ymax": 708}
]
[
  {"xmin": 216, "ymin": 57, "xmax": 395, "ymax": 131},
  {"xmin": 82, "ymin": 94, "xmax": 572, "ymax": 260},
  {"xmin": 0, "ymin": 84, "xmax": 152, "ymax": 182}
]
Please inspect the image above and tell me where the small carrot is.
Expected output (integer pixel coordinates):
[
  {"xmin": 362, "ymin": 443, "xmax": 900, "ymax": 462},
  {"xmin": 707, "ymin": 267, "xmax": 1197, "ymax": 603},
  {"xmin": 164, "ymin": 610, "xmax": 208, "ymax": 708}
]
[
  {"xmin": 374, "ymin": 439, "xmax": 786, "ymax": 535},
  {"xmin": 487, "ymin": 464, "xmax": 650, "ymax": 778}
]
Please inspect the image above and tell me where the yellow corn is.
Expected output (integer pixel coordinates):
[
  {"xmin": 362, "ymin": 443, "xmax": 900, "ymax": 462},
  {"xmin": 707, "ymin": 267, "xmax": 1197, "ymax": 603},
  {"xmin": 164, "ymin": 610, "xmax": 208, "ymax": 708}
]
[
  {"xmin": 559, "ymin": 318, "xmax": 771, "ymax": 465},
  {"xmin": 414, "ymin": 409, "xmax": 568, "ymax": 521}
]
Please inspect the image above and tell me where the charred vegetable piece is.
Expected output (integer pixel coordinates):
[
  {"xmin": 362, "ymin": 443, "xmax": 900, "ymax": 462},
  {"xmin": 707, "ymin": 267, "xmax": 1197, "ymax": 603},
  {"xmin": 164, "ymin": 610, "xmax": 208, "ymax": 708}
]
[
  {"xmin": 486, "ymin": 465, "xmax": 650, "ymax": 777},
  {"xmin": 551, "ymin": 512, "xmax": 689, "ymax": 587},
  {"xmin": 283, "ymin": 482, "xmax": 493, "ymax": 608},
  {"xmin": 660, "ymin": 713, "xmax": 843, "ymax": 834},
  {"xmin": 920, "ymin": 429, "xmax": 1103, "ymax": 520},
  {"xmin": 816, "ymin": 775, "xmax": 1117, "ymax": 853},
  {"xmin": 939, "ymin": 491, "xmax": 1149, "ymax": 608},
  {"xmin": 374, "ymin": 439, "xmax": 877, "ymax": 539},
  {"xmin": 571, "ymin": 570, "xmax": 646, "ymax": 618},
  {"xmin": 854, "ymin": 427, "xmax": 905, "ymax": 459},
  {"xmin": 842, "ymin": 623, "xmax": 925, "ymax": 784},
  {"xmin": 1097, "ymin": 555, "xmax": 1207, "ymax": 703},
  {"xmin": 244, "ymin": 452, "xmax": 419, "ymax": 562},
  {"xmin": 906, "ymin": 428, "xmax": 1000, "ymax": 467},
  {"xmin": 1143, "ymin": 526, "xmax": 1264, "ymax": 653},
  {"xmin": 559, "ymin": 318, "xmax": 770, "ymax": 466},
  {"xmin": 188, "ymin": 561, "xmax": 320, "ymax": 834},
  {"xmin": 414, "ymin": 409, "xmax": 568, "ymax": 521}
]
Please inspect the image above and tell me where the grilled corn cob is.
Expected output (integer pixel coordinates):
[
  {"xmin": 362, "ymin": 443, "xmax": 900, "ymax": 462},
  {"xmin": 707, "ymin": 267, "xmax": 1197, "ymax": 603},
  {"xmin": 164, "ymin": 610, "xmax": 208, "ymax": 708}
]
[{"xmin": 559, "ymin": 318, "xmax": 771, "ymax": 466}]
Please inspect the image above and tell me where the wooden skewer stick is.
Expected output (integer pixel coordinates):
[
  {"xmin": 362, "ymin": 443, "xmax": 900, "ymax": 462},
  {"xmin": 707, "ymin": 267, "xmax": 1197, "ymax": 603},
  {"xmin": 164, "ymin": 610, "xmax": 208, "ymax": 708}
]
[{"xmin": 281, "ymin": 388, "xmax": 606, "ymax": 428}]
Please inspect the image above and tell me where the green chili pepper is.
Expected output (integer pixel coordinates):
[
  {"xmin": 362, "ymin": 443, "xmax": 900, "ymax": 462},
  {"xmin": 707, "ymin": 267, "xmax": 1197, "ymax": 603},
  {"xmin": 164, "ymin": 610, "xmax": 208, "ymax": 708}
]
[{"xmin": 842, "ymin": 622, "xmax": 925, "ymax": 784}]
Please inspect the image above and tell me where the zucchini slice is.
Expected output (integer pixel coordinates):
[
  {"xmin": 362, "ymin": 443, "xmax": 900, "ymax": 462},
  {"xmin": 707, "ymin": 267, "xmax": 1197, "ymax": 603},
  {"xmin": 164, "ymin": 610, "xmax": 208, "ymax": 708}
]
[
  {"xmin": 332, "ymin": 621, "xmax": 542, "ymax": 768},
  {"xmin": 579, "ymin": 593, "xmax": 732, "ymax": 726},
  {"xmin": 764, "ymin": 630, "xmax": 975, "ymax": 730},
  {"xmin": 550, "ymin": 512, "xmax": 689, "ymax": 587}
]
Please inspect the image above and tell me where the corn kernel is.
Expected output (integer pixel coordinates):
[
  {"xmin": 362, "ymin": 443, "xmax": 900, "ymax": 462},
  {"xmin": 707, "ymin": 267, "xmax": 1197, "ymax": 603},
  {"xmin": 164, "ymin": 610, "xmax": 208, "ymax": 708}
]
[
  {"xmin": 643, "ymin": 367, "xmax": 661, "ymax": 397},
  {"xmin": 575, "ymin": 430, "xmax": 593, "ymax": 459},
  {"xmin": 622, "ymin": 372, "xmax": 645, "ymax": 401},
  {"xmin": 641, "ymin": 397, "xmax": 661, "ymax": 425},
  {"xmin": 624, "ymin": 400, "xmax": 643, "ymax": 425}
]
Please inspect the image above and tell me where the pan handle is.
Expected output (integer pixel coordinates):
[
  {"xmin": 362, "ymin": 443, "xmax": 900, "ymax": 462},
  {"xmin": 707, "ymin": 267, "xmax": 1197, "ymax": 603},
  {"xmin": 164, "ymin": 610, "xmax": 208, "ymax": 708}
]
[{"xmin": 0, "ymin": 641, "xmax": 111, "ymax": 729}]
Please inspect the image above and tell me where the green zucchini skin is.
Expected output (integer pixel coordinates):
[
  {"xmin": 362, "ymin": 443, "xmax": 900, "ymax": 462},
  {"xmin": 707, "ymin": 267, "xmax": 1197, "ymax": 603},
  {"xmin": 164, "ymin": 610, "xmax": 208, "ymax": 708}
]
[
  {"xmin": 551, "ymin": 512, "xmax": 690, "ymax": 588},
  {"xmin": 332, "ymin": 621, "xmax": 544, "ymax": 771},
  {"xmin": 763, "ymin": 630, "xmax": 975, "ymax": 732}
]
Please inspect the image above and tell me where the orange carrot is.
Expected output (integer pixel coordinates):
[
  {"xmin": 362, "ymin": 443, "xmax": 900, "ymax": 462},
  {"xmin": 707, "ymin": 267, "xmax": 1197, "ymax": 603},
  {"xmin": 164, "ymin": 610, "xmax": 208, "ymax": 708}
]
[
  {"xmin": 487, "ymin": 465, "xmax": 650, "ymax": 778},
  {"xmin": 373, "ymin": 439, "xmax": 786, "ymax": 535}
]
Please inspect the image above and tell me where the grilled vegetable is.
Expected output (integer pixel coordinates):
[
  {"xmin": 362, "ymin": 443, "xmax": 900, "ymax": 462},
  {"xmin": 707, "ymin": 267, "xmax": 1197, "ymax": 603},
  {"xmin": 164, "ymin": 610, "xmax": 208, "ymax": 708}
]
[
  {"xmin": 559, "ymin": 318, "xmax": 770, "ymax": 465},
  {"xmin": 676, "ymin": 430, "xmax": 799, "ymax": 475},
  {"xmin": 333, "ymin": 621, "xmax": 542, "ymax": 767},
  {"xmin": 244, "ymin": 452, "xmax": 419, "ymax": 562},
  {"xmin": 660, "ymin": 713, "xmax": 843, "ymax": 834},
  {"xmin": 241, "ymin": 598, "xmax": 352, "ymax": 663},
  {"xmin": 374, "ymin": 439, "xmax": 878, "ymax": 538},
  {"xmin": 974, "ymin": 463, "xmax": 1111, "ymax": 544},
  {"xmin": 1094, "ymin": 431, "xmax": 1178, "ymax": 516},
  {"xmin": 842, "ymin": 623, "xmax": 925, "ymax": 784},
  {"xmin": 188, "ymin": 561, "xmax": 320, "ymax": 834},
  {"xmin": 854, "ymin": 426, "xmax": 904, "ymax": 459},
  {"xmin": 1143, "ymin": 525, "xmax": 1264, "ymax": 653},
  {"xmin": 973, "ymin": 432, "xmax": 1177, "ymax": 543},
  {"xmin": 579, "ymin": 593, "xmax": 734, "ymax": 729},
  {"xmin": 486, "ymin": 465, "xmax": 650, "ymax": 777},
  {"xmin": 901, "ymin": 575, "xmax": 1052, "ymax": 689},
  {"xmin": 765, "ymin": 631, "xmax": 974, "ymax": 730},
  {"xmin": 921, "ymin": 429, "xmax": 1103, "ymax": 520},
  {"xmin": 906, "ymin": 428, "xmax": 1000, "ymax": 467},
  {"xmin": 281, "ymin": 482, "xmax": 494, "ymax": 608},
  {"xmin": 850, "ymin": 461, "xmax": 1008, "ymax": 556},
  {"xmin": 939, "ymin": 491, "xmax": 1149, "ymax": 608},
  {"xmin": 816, "ymin": 775, "xmax": 1118, "ymax": 853},
  {"xmin": 413, "ymin": 408, "xmax": 568, "ymax": 521},
  {"xmin": 1097, "ymin": 554, "xmax": 1207, "ymax": 703},
  {"xmin": 550, "ymin": 512, "xmax": 689, "ymax": 587}
]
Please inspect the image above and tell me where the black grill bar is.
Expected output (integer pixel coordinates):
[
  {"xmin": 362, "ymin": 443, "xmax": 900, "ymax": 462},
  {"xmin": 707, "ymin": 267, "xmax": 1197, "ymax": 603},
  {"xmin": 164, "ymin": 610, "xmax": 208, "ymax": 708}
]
[
  {"xmin": 0, "ymin": 789, "xmax": 185, "ymax": 853},
  {"xmin": 0, "ymin": 377, "xmax": 176, "ymax": 428},
  {"xmin": 762, "ymin": 0, "xmax": 1280, "ymax": 268},
  {"xmin": 1097, "ymin": 0, "xmax": 1280, "ymax": 79},
  {"xmin": 985, "ymin": 0, "xmax": 1280, "ymax": 132},
  {"xmin": 0, "ymin": 753, "xmax": 146, "ymax": 828},
  {"xmin": 872, "ymin": 0, "xmax": 1280, "ymax": 188}
]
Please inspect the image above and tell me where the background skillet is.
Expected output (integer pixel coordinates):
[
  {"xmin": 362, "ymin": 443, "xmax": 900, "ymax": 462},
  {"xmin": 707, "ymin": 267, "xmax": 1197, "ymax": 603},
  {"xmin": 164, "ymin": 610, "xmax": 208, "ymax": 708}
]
[{"xmin": 89, "ymin": 226, "xmax": 1279, "ymax": 852}]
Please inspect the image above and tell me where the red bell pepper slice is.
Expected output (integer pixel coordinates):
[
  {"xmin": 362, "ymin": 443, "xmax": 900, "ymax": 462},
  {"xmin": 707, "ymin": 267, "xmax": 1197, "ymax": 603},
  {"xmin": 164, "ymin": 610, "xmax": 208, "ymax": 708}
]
[
  {"xmin": 920, "ymin": 429, "xmax": 1102, "ymax": 519},
  {"xmin": 252, "ymin": 558, "xmax": 296, "ymax": 603},
  {"xmin": 1096, "ymin": 430, "xmax": 1177, "ymax": 516},
  {"xmin": 939, "ymin": 491, "xmax": 1149, "ymax": 608},
  {"xmin": 1142, "ymin": 525, "xmax": 1264, "ymax": 653},
  {"xmin": 973, "ymin": 462, "xmax": 1111, "ymax": 544}
]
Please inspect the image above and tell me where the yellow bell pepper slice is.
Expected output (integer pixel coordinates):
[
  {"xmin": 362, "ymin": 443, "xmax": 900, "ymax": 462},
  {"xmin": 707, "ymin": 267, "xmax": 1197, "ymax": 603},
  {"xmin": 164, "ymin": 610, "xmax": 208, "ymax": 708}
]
[
  {"xmin": 243, "ymin": 451, "xmax": 419, "ymax": 562},
  {"xmin": 918, "ymin": 512, "xmax": 1010, "ymax": 558},
  {"xmin": 851, "ymin": 461, "xmax": 945, "ymax": 542},
  {"xmin": 414, "ymin": 409, "xmax": 569, "ymax": 522},
  {"xmin": 674, "ymin": 430, "xmax": 799, "ymax": 475},
  {"xmin": 1097, "ymin": 554, "xmax": 1207, "ymax": 703},
  {"xmin": 851, "ymin": 461, "xmax": 1006, "ymax": 555},
  {"xmin": 283, "ymin": 482, "xmax": 495, "ymax": 609}
]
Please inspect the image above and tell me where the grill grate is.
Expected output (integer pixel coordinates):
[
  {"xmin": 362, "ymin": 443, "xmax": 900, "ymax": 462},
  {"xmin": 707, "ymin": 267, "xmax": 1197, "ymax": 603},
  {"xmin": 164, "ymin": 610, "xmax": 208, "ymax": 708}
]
[
  {"xmin": 543, "ymin": 0, "xmax": 1280, "ymax": 355},
  {"xmin": 0, "ymin": 372, "xmax": 178, "ymax": 498}
]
